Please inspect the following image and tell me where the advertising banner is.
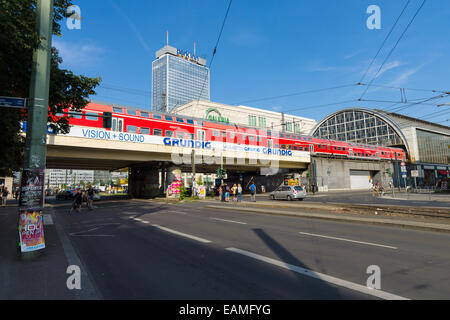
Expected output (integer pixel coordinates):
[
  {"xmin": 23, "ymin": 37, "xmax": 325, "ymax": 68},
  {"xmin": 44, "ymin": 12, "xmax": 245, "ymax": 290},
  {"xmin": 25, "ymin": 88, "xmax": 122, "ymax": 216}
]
[{"xmin": 18, "ymin": 208, "xmax": 45, "ymax": 252}]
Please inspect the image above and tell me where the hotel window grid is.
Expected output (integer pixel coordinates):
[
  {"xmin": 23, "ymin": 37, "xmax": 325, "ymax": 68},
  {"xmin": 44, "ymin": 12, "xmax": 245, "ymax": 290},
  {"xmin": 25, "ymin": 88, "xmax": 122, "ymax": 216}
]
[
  {"xmin": 249, "ymin": 115, "xmax": 257, "ymax": 127},
  {"xmin": 152, "ymin": 55, "xmax": 210, "ymax": 112}
]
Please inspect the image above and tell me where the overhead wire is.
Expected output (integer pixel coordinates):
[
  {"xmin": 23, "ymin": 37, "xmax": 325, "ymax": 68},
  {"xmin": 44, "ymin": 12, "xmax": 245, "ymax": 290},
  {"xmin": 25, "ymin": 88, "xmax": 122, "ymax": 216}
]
[
  {"xmin": 358, "ymin": 0, "xmax": 411, "ymax": 84},
  {"xmin": 359, "ymin": 0, "xmax": 427, "ymax": 100}
]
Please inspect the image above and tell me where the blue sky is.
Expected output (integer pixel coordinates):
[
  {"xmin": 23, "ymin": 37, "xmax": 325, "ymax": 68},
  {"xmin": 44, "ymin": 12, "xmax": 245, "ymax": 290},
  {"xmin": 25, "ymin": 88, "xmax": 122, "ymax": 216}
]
[{"xmin": 53, "ymin": 0, "xmax": 450, "ymax": 124}]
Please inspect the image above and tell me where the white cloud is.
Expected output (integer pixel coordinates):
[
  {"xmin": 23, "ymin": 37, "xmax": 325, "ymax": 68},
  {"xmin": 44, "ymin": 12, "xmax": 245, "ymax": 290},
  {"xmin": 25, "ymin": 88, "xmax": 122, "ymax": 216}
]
[{"xmin": 53, "ymin": 39, "xmax": 104, "ymax": 67}]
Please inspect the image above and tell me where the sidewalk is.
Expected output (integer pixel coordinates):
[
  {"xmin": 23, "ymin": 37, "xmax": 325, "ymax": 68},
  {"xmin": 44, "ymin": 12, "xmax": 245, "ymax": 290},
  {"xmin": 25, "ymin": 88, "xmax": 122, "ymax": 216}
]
[{"xmin": 0, "ymin": 199, "xmax": 98, "ymax": 299}]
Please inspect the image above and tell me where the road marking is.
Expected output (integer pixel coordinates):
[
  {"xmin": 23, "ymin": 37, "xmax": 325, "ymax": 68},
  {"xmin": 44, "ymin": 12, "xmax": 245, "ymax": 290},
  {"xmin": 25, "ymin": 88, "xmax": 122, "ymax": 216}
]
[
  {"xmin": 226, "ymin": 248, "xmax": 408, "ymax": 300},
  {"xmin": 167, "ymin": 210, "xmax": 187, "ymax": 215},
  {"xmin": 298, "ymin": 232, "xmax": 398, "ymax": 250},
  {"xmin": 152, "ymin": 224, "xmax": 212, "ymax": 243},
  {"xmin": 210, "ymin": 217, "xmax": 247, "ymax": 225},
  {"xmin": 43, "ymin": 214, "xmax": 54, "ymax": 225}
]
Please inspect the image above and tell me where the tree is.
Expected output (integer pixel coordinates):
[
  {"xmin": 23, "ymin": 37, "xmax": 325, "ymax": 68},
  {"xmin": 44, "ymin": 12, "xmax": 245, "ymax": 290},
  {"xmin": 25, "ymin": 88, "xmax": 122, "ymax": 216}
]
[{"xmin": 0, "ymin": 0, "xmax": 101, "ymax": 176}]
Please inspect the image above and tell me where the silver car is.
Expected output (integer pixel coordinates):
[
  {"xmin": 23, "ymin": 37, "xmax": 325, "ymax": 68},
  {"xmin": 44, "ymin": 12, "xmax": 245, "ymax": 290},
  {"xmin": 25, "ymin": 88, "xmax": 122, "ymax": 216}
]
[{"xmin": 270, "ymin": 185, "xmax": 307, "ymax": 201}]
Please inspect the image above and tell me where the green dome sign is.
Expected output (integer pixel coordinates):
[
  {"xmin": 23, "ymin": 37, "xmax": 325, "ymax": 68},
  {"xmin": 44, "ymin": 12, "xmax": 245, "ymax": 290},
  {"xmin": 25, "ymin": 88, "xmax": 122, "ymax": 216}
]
[{"xmin": 204, "ymin": 108, "xmax": 229, "ymax": 124}]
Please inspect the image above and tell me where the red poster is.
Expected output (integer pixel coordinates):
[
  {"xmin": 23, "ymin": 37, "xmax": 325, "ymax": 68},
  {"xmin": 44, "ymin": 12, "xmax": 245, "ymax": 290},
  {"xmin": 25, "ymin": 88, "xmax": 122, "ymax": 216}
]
[{"xmin": 18, "ymin": 208, "xmax": 45, "ymax": 252}]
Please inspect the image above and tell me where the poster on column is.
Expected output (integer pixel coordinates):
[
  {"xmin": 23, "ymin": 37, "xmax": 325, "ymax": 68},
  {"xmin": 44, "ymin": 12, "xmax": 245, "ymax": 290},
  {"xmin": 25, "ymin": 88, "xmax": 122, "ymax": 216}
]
[
  {"xmin": 18, "ymin": 208, "xmax": 45, "ymax": 252},
  {"xmin": 18, "ymin": 169, "xmax": 46, "ymax": 252},
  {"xmin": 19, "ymin": 169, "xmax": 45, "ymax": 208}
]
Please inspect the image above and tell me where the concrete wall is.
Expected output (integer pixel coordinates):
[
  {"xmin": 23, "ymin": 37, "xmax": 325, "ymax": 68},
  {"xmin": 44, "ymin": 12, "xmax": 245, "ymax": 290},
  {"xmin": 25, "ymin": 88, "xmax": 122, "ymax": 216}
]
[{"xmin": 311, "ymin": 157, "xmax": 394, "ymax": 190}]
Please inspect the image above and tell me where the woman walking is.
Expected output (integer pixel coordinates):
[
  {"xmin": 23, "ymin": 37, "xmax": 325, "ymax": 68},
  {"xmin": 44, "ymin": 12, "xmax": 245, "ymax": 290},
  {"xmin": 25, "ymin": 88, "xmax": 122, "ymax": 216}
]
[
  {"xmin": 232, "ymin": 184, "xmax": 237, "ymax": 202},
  {"xmin": 237, "ymin": 184, "xmax": 242, "ymax": 202}
]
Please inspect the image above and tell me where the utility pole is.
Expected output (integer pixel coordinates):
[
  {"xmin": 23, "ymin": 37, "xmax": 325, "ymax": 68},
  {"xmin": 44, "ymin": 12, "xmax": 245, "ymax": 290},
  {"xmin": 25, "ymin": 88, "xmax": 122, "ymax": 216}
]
[{"xmin": 18, "ymin": 0, "xmax": 54, "ymax": 259}]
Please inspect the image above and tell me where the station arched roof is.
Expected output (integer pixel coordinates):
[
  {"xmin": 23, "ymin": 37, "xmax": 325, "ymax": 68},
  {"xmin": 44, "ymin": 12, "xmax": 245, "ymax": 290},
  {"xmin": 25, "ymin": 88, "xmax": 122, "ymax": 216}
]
[{"xmin": 310, "ymin": 108, "xmax": 411, "ymax": 156}]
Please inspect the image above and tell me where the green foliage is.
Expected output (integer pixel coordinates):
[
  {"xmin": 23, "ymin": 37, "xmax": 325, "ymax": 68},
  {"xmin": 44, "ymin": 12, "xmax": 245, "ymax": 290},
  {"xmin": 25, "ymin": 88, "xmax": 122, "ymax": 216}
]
[
  {"xmin": 179, "ymin": 186, "xmax": 188, "ymax": 200},
  {"xmin": 196, "ymin": 175, "xmax": 203, "ymax": 186},
  {"xmin": 0, "ymin": 0, "xmax": 101, "ymax": 176}
]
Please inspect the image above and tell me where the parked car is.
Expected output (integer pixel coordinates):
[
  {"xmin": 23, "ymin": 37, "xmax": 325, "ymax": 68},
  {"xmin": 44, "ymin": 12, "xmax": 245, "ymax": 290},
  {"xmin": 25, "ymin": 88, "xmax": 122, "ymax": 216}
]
[
  {"xmin": 269, "ymin": 185, "xmax": 307, "ymax": 201},
  {"xmin": 56, "ymin": 189, "xmax": 76, "ymax": 200}
]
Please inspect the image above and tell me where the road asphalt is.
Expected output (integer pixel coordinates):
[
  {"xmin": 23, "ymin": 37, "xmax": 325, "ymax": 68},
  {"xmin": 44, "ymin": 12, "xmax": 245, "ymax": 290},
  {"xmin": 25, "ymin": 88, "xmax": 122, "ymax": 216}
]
[{"xmin": 2, "ymin": 194, "xmax": 450, "ymax": 300}]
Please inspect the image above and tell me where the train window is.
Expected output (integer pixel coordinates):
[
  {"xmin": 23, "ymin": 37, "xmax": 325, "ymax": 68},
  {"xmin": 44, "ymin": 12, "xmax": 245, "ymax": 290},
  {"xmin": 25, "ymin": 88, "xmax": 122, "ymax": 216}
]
[
  {"xmin": 195, "ymin": 120, "xmax": 204, "ymax": 126},
  {"xmin": 165, "ymin": 130, "xmax": 173, "ymax": 137},
  {"xmin": 127, "ymin": 110, "xmax": 137, "ymax": 116},
  {"xmin": 186, "ymin": 119, "xmax": 194, "ymax": 125},
  {"xmin": 164, "ymin": 116, "xmax": 173, "ymax": 121},
  {"xmin": 141, "ymin": 112, "xmax": 149, "ymax": 118},
  {"xmin": 281, "ymin": 145, "xmax": 285, "ymax": 149},
  {"xmin": 113, "ymin": 107, "xmax": 123, "ymax": 113},
  {"xmin": 286, "ymin": 134, "xmax": 291, "ymax": 139},
  {"xmin": 230, "ymin": 133, "xmax": 236, "ymax": 139},
  {"xmin": 280, "ymin": 134, "xmax": 285, "ymax": 138},
  {"xmin": 249, "ymin": 136, "xmax": 255, "ymax": 141},
  {"xmin": 242, "ymin": 134, "xmax": 247, "ymax": 141},
  {"xmin": 293, "ymin": 146, "xmax": 298, "ymax": 151},
  {"xmin": 127, "ymin": 125, "xmax": 137, "ymax": 133},
  {"xmin": 222, "ymin": 131, "xmax": 227, "ymax": 138},
  {"xmin": 213, "ymin": 130, "xmax": 220, "ymax": 137},
  {"xmin": 176, "ymin": 132, "xmax": 184, "ymax": 139},
  {"xmin": 153, "ymin": 129, "xmax": 162, "ymax": 136},
  {"xmin": 188, "ymin": 133, "xmax": 195, "ymax": 140},
  {"xmin": 141, "ymin": 128, "xmax": 150, "ymax": 135},
  {"xmin": 70, "ymin": 111, "xmax": 82, "ymax": 119},
  {"xmin": 267, "ymin": 130, "xmax": 272, "ymax": 136},
  {"xmin": 342, "ymin": 147, "xmax": 346, "ymax": 151},
  {"xmin": 308, "ymin": 137, "xmax": 312, "ymax": 142},
  {"xmin": 176, "ymin": 118, "xmax": 184, "ymax": 123},
  {"xmin": 153, "ymin": 114, "xmax": 162, "ymax": 120},
  {"xmin": 257, "ymin": 136, "xmax": 261, "ymax": 142},
  {"xmin": 337, "ymin": 147, "xmax": 341, "ymax": 151},
  {"xmin": 275, "ymin": 144, "xmax": 279, "ymax": 148},
  {"xmin": 85, "ymin": 112, "xmax": 98, "ymax": 121}
]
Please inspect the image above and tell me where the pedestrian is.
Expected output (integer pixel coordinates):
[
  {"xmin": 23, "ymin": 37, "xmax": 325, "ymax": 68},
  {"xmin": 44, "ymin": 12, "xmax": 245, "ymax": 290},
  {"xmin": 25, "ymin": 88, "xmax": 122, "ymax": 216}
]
[
  {"xmin": 69, "ymin": 188, "xmax": 83, "ymax": 214},
  {"xmin": 87, "ymin": 185, "xmax": 95, "ymax": 210},
  {"xmin": 2, "ymin": 187, "xmax": 9, "ymax": 207},
  {"xmin": 225, "ymin": 185, "xmax": 230, "ymax": 202},
  {"xmin": 261, "ymin": 185, "xmax": 265, "ymax": 193},
  {"xmin": 218, "ymin": 185, "xmax": 223, "ymax": 201},
  {"xmin": 249, "ymin": 182, "xmax": 256, "ymax": 202},
  {"xmin": 232, "ymin": 184, "xmax": 237, "ymax": 202},
  {"xmin": 237, "ymin": 184, "xmax": 243, "ymax": 202}
]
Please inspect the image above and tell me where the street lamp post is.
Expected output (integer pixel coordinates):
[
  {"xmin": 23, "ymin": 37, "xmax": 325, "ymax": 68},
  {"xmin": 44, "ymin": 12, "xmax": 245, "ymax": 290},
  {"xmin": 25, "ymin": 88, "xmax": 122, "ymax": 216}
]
[{"xmin": 18, "ymin": 0, "xmax": 54, "ymax": 259}]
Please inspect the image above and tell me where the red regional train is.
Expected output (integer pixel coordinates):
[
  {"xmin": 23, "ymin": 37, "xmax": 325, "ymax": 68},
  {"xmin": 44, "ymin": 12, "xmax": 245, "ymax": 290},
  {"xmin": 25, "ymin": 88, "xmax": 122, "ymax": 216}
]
[{"xmin": 54, "ymin": 102, "xmax": 407, "ymax": 162}]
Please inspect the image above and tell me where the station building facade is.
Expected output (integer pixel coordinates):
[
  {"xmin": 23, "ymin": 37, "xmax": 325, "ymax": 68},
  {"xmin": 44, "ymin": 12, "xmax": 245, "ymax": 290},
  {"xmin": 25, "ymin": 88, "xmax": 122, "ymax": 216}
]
[
  {"xmin": 171, "ymin": 100, "xmax": 317, "ymax": 135},
  {"xmin": 311, "ymin": 108, "xmax": 450, "ymax": 188}
]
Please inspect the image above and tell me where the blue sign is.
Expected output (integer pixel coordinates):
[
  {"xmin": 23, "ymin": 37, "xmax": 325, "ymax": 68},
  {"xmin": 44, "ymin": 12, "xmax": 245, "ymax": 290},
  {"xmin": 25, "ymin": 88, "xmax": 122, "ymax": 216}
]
[{"xmin": 0, "ymin": 96, "xmax": 26, "ymax": 108}]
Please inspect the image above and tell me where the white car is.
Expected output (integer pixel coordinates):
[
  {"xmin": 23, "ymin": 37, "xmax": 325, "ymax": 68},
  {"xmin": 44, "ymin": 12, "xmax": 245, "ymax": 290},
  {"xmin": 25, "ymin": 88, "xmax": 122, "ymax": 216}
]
[{"xmin": 269, "ymin": 185, "xmax": 307, "ymax": 201}]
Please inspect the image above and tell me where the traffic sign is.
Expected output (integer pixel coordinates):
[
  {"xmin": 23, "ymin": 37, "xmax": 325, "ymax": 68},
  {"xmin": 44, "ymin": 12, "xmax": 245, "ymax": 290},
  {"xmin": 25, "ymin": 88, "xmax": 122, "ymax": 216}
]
[
  {"xmin": 402, "ymin": 172, "xmax": 407, "ymax": 178},
  {"xmin": 401, "ymin": 166, "xmax": 407, "ymax": 172},
  {"xmin": 411, "ymin": 170, "xmax": 419, "ymax": 177},
  {"xmin": 400, "ymin": 161, "xmax": 406, "ymax": 166},
  {"xmin": 0, "ymin": 96, "xmax": 26, "ymax": 108}
]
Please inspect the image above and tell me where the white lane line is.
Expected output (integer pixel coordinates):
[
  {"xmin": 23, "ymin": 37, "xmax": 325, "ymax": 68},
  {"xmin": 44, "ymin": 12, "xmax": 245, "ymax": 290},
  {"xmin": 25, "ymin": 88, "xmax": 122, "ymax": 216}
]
[
  {"xmin": 141, "ymin": 221, "xmax": 149, "ymax": 224},
  {"xmin": 210, "ymin": 217, "xmax": 247, "ymax": 225},
  {"xmin": 298, "ymin": 232, "xmax": 398, "ymax": 250},
  {"xmin": 226, "ymin": 248, "xmax": 408, "ymax": 300},
  {"xmin": 152, "ymin": 224, "xmax": 212, "ymax": 243}
]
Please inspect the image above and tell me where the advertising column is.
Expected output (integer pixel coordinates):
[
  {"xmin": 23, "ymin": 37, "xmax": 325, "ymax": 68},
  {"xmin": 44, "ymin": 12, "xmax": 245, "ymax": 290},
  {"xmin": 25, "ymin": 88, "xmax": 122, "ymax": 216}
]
[{"xmin": 18, "ymin": 169, "xmax": 46, "ymax": 253}]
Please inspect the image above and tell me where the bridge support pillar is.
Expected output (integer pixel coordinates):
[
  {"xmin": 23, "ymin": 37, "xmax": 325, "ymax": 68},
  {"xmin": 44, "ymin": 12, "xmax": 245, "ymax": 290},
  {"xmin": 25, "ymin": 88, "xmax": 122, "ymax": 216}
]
[{"xmin": 129, "ymin": 165, "xmax": 161, "ymax": 199}]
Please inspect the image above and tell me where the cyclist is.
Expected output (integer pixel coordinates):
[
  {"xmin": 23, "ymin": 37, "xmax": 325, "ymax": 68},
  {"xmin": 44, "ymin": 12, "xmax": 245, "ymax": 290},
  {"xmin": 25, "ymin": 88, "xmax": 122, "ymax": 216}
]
[{"xmin": 69, "ymin": 188, "xmax": 83, "ymax": 214}]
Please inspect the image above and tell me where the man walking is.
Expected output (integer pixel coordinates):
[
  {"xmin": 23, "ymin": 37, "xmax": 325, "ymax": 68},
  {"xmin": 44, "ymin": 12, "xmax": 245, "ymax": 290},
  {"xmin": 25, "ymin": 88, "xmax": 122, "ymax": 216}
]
[{"xmin": 2, "ymin": 187, "xmax": 9, "ymax": 207}]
